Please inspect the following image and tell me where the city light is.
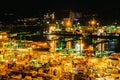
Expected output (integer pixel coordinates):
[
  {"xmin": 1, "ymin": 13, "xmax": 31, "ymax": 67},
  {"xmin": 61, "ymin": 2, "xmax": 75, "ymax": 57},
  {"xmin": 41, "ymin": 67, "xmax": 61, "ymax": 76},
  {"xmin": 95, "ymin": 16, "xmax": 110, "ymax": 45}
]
[
  {"xmin": 65, "ymin": 21, "xmax": 72, "ymax": 27},
  {"xmin": 90, "ymin": 19, "xmax": 96, "ymax": 26},
  {"xmin": 75, "ymin": 43, "xmax": 84, "ymax": 53},
  {"xmin": 0, "ymin": 5, "xmax": 120, "ymax": 80}
]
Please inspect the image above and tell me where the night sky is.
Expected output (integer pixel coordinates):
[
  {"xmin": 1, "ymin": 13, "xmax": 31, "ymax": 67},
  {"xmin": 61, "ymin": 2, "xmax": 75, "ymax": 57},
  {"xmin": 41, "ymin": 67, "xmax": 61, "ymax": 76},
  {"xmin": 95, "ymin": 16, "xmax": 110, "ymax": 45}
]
[{"xmin": 0, "ymin": 0, "xmax": 120, "ymax": 25}]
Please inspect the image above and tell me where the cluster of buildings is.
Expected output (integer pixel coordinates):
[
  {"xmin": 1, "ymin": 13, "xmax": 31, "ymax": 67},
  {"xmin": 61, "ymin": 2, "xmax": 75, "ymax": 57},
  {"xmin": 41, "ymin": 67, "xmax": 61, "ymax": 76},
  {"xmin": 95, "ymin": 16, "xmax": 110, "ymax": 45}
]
[{"xmin": 0, "ymin": 10, "xmax": 120, "ymax": 80}]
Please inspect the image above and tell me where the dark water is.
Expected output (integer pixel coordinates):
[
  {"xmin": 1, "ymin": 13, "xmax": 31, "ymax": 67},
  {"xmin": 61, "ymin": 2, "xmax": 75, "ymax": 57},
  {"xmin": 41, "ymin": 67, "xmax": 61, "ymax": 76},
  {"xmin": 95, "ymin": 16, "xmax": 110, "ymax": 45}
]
[
  {"xmin": 104, "ymin": 39, "xmax": 120, "ymax": 52},
  {"xmin": 7, "ymin": 26, "xmax": 120, "ymax": 52}
]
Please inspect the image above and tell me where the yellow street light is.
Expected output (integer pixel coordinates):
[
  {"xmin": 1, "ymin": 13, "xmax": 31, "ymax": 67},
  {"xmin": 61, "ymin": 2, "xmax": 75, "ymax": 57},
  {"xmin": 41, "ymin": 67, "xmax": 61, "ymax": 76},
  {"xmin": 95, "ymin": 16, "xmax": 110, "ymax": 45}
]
[
  {"xmin": 66, "ymin": 21, "xmax": 72, "ymax": 27},
  {"xmin": 89, "ymin": 19, "xmax": 97, "ymax": 32},
  {"xmin": 90, "ymin": 19, "xmax": 96, "ymax": 26}
]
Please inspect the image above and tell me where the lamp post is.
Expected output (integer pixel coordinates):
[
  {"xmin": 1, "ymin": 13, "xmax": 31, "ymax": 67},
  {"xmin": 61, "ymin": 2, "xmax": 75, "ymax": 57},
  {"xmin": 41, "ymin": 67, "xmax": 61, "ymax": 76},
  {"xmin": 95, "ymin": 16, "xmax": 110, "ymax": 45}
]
[
  {"xmin": 89, "ymin": 19, "xmax": 97, "ymax": 55},
  {"xmin": 90, "ymin": 19, "xmax": 96, "ymax": 33}
]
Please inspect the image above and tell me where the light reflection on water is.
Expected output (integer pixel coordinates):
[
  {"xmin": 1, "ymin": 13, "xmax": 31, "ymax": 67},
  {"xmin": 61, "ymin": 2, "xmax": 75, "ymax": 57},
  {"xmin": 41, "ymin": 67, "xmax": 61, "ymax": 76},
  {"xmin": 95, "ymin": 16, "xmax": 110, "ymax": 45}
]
[
  {"xmin": 47, "ymin": 35, "xmax": 120, "ymax": 53},
  {"xmin": 23, "ymin": 33, "xmax": 120, "ymax": 53}
]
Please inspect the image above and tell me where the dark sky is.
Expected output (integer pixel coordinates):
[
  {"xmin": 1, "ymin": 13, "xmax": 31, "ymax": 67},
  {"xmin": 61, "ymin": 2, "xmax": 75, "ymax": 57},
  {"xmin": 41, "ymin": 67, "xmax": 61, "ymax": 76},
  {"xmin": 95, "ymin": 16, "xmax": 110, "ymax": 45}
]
[
  {"xmin": 0, "ymin": 0, "xmax": 120, "ymax": 24},
  {"xmin": 0, "ymin": 0, "xmax": 120, "ymax": 13}
]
